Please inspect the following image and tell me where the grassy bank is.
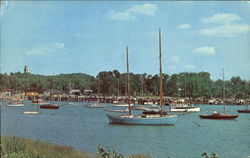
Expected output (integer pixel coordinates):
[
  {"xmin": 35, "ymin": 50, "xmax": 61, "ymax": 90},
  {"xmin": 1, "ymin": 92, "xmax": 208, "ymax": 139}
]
[{"xmin": 0, "ymin": 136, "xmax": 150, "ymax": 158}]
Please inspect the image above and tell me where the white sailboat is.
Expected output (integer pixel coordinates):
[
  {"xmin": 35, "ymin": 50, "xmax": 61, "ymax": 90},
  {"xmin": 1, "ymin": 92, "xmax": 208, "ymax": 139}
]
[
  {"xmin": 7, "ymin": 100, "xmax": 24, "ymax": 107},
  {"xmin": 107, "ymin": 29, "xmax": 177, "ymax": 125}
]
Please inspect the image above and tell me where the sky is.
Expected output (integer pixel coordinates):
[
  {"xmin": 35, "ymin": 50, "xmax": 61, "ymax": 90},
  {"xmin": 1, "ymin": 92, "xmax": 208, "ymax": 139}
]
[{"xmin": 1, "ymin": 1, "xmax": 250, "ymax": 80}]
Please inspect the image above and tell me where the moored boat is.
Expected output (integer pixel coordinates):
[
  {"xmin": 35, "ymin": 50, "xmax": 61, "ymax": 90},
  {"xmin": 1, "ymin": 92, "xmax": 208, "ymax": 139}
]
[
  {"xmin": 23, "ymin": 111, "xmax": 39, "ymax": 115},
  {"xmin": 105, "ymin": 108, "xmax": 129, "ymax": 113},
  {"xmin": 237, "ymin": 110, "xmax": 250, "ymax": 113},
  {"xmin": 86, "ymin": 102, "xmax": 106, "ymax": 108},
  {"xmin": 32, "ymin": 100, "xmax": 48, "ymax": 105},
  {"xmin": 112, "ymin": 103, "xmax": 134, "ymax": 107},
  {"xmin": 142, "ymin": 108, "xmax": 168, "ymax": 115},
  {"xmin": 170, "ymin": 106, "xmax": 200, "ymax": 112},
  {"xmin": 107, "ymin": 29, "xmax": 177, "ymax": 125},
  {"xmin": 108, "ymin": 114, "xmax": 177, "ymax": 125},
  {"xmin": 8, "ymin": 101, "xmax": 24, "ymax": 107},
  {"xmin": 237, "ymin": 105, "xmax": 250, "ymax": 113},
  {"xmin": 199, "ymin": 111, "xmax": 238, "ymax": 119},
  {"xmin": 40, "ymin": 104, "xmax": 59, "ymax": 109}
]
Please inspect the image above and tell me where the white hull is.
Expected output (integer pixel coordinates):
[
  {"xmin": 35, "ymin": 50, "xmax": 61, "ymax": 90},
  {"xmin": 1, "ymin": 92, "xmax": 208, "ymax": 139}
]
[
  {"xmin": 112, "ymin": 103, "xmax": 134, "ymax": 107},
  {"xmin": 8, "ymin": 104, "xmax": 24, "ymax": 107},
  {"xmin": 108, "ymin": 114, "xmax": 177, "ymax": 125},
  {"xmin": 170, "ymin": 107, "xmax": 200, "ymax": 112},
  {"xmin": 23, "ymin": 111, "xmax": 39, "ymax": 115},
  {"xmin": 86, "ymin": 102, "xmax": 106, "ymax": 108},
  {"xmin": 33, "ymin": 103, "xmax": 49, "ymax": 105}
]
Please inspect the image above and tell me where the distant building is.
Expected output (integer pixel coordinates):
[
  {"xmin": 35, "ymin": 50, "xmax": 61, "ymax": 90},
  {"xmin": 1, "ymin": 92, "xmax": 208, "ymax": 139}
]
[
  {"xmin": 69, "ymin": 89, "xmax": 81, "ymax": 95},
  {"xmin": 24, "ymin": 65, "xmax": 29, "ymax": 73},
  {"xmin": 25, "ymin": 91, "xmax": 39, "ymax": 97}
]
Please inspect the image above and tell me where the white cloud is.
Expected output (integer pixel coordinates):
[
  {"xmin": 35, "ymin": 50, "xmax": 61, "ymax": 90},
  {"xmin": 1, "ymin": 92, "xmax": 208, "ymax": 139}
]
[
  {"xmin": 129, "ymin": 4, "xmax": 157, "ymax": 15},
  {"xmin": 177, "ymin": 24, "xmax": 191, "ymax": 29},
  {"xmin": 184, "ymin": 64, "xmax": 196, "ymax": 70},
  {"xmin": 25, "ymin": 42, "xmax": 65, "ymax": 55},
  {"xmin": 199, "ymin": 13, "xmax": 250, "ymax": 37},
  {"xmin": 169, "ymin": 56, "xmax": 180, "ymax": 63},
  {"xmin": 193, "ymin": 46, "xmax": 216, "ymax": 55},
  {"xmin": 54, "ymin": 42, "xmax": 64, "ymax": 49},
  {"xmin": 108, "ymin": 10, "xmax": 134, "ymax": 20},
  {"xmin": 200, "ymin": 24, "xmax": 250, "ymax": 37},
  {"xmin": 201, "ymin": 13, "xmax": 241, "ymax": 24},
  {"xmin": 108, "ymin": 4, "xmax": 157, "ymax": 20}
]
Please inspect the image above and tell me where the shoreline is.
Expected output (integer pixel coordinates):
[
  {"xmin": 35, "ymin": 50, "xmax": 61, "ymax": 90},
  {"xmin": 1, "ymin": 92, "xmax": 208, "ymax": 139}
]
[{"xmin": 1, "ymin": 136, "xmax": 150, "ymax": 158}]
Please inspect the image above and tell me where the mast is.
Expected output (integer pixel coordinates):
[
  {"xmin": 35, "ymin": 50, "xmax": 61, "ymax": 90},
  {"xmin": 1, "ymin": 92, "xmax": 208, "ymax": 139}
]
[
  {"xmin": 159, "ymin": 29, "xmax": 163, "ymax": 116},
  {"xmin": 97, "ymin": 75, "xmax": 100, "ymax": 96},
  {"xmin": 126, "ymin": 46, "xmax": 131, "ymax": 116},
  {"xmin": 223, "ymin": 69, "xmax": 226, "ymax": 114}
]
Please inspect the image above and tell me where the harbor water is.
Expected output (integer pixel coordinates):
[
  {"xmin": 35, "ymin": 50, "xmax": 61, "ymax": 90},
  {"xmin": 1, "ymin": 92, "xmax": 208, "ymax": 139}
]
[{"xmin": 1, "ymin": 101, "xmax": 249, "ymax": 158}]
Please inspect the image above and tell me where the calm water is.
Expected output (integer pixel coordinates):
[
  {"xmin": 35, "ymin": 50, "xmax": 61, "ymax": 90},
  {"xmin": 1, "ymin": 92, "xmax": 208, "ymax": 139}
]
[{"xmin": 1, "ymin": 101, "xmax": 249, "ymax": 158}]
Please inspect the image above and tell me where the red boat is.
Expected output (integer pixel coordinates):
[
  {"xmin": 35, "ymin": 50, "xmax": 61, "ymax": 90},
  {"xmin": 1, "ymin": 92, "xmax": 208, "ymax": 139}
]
[
  {"xmin": 199, "ymin": 111, "xmax": 238, "ymax": 120},
  {"xmin": 237, "ymin": 110, "xmax": 250, "ymax": 113},
  {"xmin": 40, "ymin": 104, "xmax": 60, "ymax": 109},
  {"xmin": 238, "ymin": 105, "xmax": 250, "ymax": 113}
]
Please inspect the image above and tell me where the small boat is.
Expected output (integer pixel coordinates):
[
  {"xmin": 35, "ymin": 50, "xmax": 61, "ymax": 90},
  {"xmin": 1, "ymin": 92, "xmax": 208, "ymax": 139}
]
[
  {"xmin": 105, "ymin": 108, "xmax": 129, "ymax": 113},
  {"xmin": 237, "ymin": 109, "xmax": 250, "ymax": 113},
  {"xmin": 32, "ymin": 100, "xmax": 48, "ymax": 105},
  {"xmin": 23, "ymin": 111, "xmax": 39, "ymax": 115},
  {"xmin": 132, "ymin": 106, "xmax": 150, "ymax": 110},
  {"xmin": 63, "ymin": 102, "xmax": 76, "ymax": 106},
  {"xmin": 199, "ymin": 111, "xmax": 238, "ymax": 120},
  {"xmin": 85, "ymin": 102, "xmax": 106, "ymax": 108},
  {"xmin": 143, "ymin": 108, "xmax": 167, "ymax": 115},
  {"xmin": 23, "ymin": 102, "xmax": 40, "ymax": 115},
  {"xmin": 238, "ymin": 105, "xmax": 250, "ymax": 113},
  {"xmin": 8, "ymin": 101, "xmax": 24, "ymax": 107},
  {"xmin": 200, "ymin": 69, "xmax": 238, "ymax": 120},
  {"xmin": 170, "ymin": 105, "xmax": 200, "ymax": 112},
  {"xmin": 40, "ymin": 104, "xmax": 60, "ymax": 109},
  {"xmin": 112, "ymin": 103, "xmax": 133, "ymax": 107}
]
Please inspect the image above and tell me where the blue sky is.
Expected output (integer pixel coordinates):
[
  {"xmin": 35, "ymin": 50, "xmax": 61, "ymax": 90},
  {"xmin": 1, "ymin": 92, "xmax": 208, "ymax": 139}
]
[{"xmin": 1, "ymin": 1, "xmax": 250, "ymax": 80}]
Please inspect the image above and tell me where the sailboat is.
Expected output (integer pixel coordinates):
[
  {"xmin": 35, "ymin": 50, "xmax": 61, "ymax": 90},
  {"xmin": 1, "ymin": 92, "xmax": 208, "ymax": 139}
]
[
  {"xmin": 7, "ymin": 101, "xmax": 24, "ymax": 107},
  {"xmin": 107, "ymin": 29, "xmax": 177, "ymax": 125},
  {"xmin": 199, "ymin": 69, "xmax": 238, "ymax": 119},
  {"xmin": 237, "ymin": 104, "xmax": 250, "ymax": 113}
]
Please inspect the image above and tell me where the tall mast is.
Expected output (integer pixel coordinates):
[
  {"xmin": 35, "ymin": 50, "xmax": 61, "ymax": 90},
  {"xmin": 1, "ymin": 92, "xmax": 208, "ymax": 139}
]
[
  {"xmin": 159, "ymin": 29, "xmax": 163, "ymax": 116},
  {"xmin": 223, "ymin": 69, "xmax": 226, "ymax": 114},
  {"xmin": 126, "ymin": 46, "xmax": 131, "ymax": 116},
  {"xmin": 97, "ymin": 75, "xmax": 100, "ymax": 96}
]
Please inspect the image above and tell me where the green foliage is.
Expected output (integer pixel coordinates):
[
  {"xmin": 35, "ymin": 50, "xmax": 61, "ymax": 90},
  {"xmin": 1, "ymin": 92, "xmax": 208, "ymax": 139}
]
[
  {"xmin": 1, "ymin": 136, "xmax": 92, "ymax": 158},
  {"xmin": 0, "ymin": 71, "xmax": 249, "ymax": 98},
  {"xmin": 97, "ymin": 145, "xmax": 151, "ymax": 158},
  {"xmin": 201, "ymin": 152, "xmax": 220, "ymax": 158}
]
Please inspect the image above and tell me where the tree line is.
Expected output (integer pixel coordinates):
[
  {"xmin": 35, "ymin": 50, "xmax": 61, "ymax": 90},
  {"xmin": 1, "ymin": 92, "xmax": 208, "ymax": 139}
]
[{"xmin": 1, "ymin": 70, "xmax": 249, "ymax": 99}]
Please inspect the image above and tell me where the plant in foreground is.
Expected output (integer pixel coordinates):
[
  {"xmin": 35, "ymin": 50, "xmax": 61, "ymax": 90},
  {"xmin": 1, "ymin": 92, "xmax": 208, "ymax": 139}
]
[{"xmin": 201, "ymin": 152, "xmax": 220, "ymax": 158}]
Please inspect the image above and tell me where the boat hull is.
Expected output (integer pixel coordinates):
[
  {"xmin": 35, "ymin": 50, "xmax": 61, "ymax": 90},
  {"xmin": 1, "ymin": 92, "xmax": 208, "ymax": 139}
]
[
  {"xmin": 112, "ymin": 103, "xmax": 134, "ymax": 107},
  {"xmin": 8, "ymin": 104, "xmax": 24, "ymax": 107},
  {"xmin": 23, "ymin": 111, "xmax": 39, "ymax": 115},
  {"xmin": 40, "ymin": 104, "xmax": 59, "ymax": 109},
  {"xmin": 237, "ymin": 110, "xmax": 250, "ymax": 113},
  {"xmin": 199, "ymin": 114, "xmax": 238, "ymax": 120},
  {"xmin": 86, "ymin": 103, "xmax": 106, "ymax": 108},
  {"xmin": 107, "ymin": 114, "xmax": 177, "ymax": 125},
  {"xmin": 170, "ymin": 107, "xmax": 200, "ymax": 112}
]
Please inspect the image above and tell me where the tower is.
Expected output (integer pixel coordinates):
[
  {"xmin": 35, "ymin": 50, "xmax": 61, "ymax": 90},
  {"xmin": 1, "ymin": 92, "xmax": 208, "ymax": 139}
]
[{"xmin": 24, "ymin": 65, "xmax": 29, "ymax": 73}]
